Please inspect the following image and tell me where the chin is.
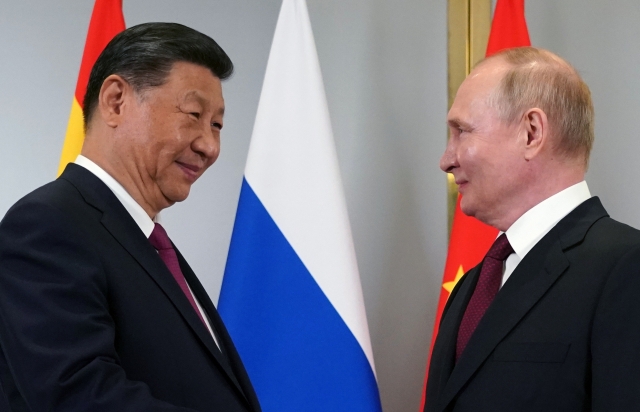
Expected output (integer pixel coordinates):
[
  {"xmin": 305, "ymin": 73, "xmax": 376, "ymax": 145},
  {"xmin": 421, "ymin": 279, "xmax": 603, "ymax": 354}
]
[
  {"xmin": 461, "ymin": 202, "xmax": 496, "ymax": 228},
  {"xmin": 163, "ymin": 187, "xmax": 191, "ymax": 205},
  {"xmin": 173, "ymin": 193, "xmax": 190, "ymax": 203},
  {"xmin": 459, "ymin": 197, "xmax": 476, "ymax": 217}
]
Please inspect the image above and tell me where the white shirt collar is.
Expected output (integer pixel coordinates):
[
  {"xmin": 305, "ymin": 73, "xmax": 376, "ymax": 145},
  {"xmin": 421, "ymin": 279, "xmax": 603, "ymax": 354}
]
[
  {"xmin": 74, "ymin": 157, "xmax": 219, "ymax": 346},
  {"xmin": 74, "ymin": 155, "xmax": 156, "ymax": 238},
  {"xmin": 505, "ymin": 181, "xmax": 591, "ymax": 261}
]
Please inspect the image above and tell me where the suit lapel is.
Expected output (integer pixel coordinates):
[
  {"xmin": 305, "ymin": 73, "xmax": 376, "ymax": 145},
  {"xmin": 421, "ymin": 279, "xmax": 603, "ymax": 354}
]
[
  {"xmin": 176, "ymin": 249, "xmax": 258, "ymax": 409},
  {"xmin": 426, "ymin": 264, "xmax": 480, "ymax": 410},
  {"xmin": 438, "ymin": 237, "xmax": 568, "ymax": 411},
  {"xmin": 436, "ymin": 197, "xmax": 609, "ymax": 412},
  {"xmin": 98, "ymin": 211, "xmax": 220, "ymax": 351},
  {"xmin": 59, "ymin": 165, "xmax": 253, "ymax": 407}
]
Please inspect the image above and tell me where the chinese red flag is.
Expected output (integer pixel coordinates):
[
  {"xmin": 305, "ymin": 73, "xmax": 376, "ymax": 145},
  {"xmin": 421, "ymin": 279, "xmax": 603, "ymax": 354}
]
[
  {"xmin": 420, "ymin": 0, "xmax": 530, "ymax": 409},
  {"xmin": 57, "ymin": 0, "xmax": 125, "ymax": 176}
]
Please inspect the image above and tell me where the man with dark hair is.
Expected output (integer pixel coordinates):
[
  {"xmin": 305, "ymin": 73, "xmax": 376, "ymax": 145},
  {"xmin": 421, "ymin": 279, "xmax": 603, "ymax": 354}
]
[
  {"xmin": 0, "ymin": 22, "xmax": 261, "ymax": 412},
  {"xmin": 424, "ymin": 47, "xmax": 640, "ymax": 411}
]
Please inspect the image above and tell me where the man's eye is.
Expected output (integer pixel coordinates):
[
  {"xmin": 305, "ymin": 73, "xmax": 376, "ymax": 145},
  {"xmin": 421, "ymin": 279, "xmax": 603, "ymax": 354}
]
[
  {"xmin": 211, "ymin": 122, "xmax": 223, "ymax": 130},
  {"xmin": 190, "ymin": 112, "xmax": 200, "ymax": 119}
]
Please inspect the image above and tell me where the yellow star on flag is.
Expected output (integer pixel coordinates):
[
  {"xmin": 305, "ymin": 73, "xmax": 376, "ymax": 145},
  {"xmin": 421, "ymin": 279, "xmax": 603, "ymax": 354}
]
[{"xmin": 442, "ymin": 265, "xmax": 465, "ymax": 293}]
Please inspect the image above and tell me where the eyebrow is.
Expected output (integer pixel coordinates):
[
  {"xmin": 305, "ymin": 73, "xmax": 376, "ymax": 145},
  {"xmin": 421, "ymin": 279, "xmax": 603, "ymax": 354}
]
[{"xmin": 447, "ymin": 117, "xmax": 471, "ymax": 129}]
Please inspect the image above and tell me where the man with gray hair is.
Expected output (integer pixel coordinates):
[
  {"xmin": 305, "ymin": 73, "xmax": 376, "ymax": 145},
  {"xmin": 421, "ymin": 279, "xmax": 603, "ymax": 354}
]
[{"xmin": 425, "ymin": 47, "xmax": 640, "ymax": 411}]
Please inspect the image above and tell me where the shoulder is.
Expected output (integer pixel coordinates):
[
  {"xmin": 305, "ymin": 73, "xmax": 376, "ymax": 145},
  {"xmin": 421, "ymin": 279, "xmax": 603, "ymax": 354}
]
[
  {"xmin": 1, "ymin": 163, "xmax": 119, "ymax": 234},
  {"xmin": 554, "ymin": 196, "xmax": 640, "ymax": 259},
  {"xmin": 559, "ymin": 215, "xmax": 640, "ymax": 311},
  {"xmin": 591, "ymin": 216, "xmax": 640, "ymax": 271},
  {"xmin": 0, "ymin": 168, "xmax": 109, "ymax": 259},
  {"xmin": 582, "ymin": 216, "xmax": 640, "ymax": 255},
  {"xmin": 2, "ymin": 179, "xmax": 91, "ymax": 231}
]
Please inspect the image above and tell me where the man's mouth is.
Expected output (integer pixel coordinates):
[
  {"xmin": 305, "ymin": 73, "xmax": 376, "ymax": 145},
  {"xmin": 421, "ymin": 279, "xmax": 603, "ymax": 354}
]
[{"xmin": 176, "ymin": 161, "xmax": 201, "ymax": 181}]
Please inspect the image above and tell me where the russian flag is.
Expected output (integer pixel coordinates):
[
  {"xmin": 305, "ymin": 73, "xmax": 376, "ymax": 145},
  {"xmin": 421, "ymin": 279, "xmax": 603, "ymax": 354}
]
[{"xmin": 218, "ymin": 1, "xmax": 383, "ymax": 411}]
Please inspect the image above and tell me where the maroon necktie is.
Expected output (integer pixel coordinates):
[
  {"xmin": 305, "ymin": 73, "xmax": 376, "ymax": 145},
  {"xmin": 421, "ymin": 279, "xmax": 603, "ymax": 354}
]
[
  {"xmin": 456, "ymin": 233, "xmax": 514, "ymax": 361},
  {"xmin": 149, "ymin": 223, "xmax": 206, "ymax": 326}
]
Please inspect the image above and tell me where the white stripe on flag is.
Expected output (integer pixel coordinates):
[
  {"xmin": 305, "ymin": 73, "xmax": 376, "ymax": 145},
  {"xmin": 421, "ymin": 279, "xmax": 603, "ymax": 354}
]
[{"xmin": 244, "ymin": 0, "xmax": 376, "ymax": 374}]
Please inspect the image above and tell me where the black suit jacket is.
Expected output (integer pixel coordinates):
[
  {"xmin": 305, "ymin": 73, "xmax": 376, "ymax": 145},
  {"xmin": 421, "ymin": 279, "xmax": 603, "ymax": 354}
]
[
  {"xmin": 0, "ymin": 164, "xmax": 261, "ymax": 412},
  {"xmin": 425, "ymin": 197, "xmax": 640, "ymax": 412}
]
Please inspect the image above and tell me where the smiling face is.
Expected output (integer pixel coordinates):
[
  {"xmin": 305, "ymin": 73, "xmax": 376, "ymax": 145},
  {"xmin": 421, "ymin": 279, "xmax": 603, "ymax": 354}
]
[
  {"xmin": 111, "ymin": 62, "xmax": 225, "ymax": 216},
  {"xmin": 440, "ymin": 59, "xmax": 531, "ymax": 229}
]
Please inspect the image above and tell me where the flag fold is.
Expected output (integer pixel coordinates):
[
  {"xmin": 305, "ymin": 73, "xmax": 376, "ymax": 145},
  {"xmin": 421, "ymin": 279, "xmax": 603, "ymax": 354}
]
[{"xmin": 219, "ymin": 1, "xmax": 382, "ymax": 411}]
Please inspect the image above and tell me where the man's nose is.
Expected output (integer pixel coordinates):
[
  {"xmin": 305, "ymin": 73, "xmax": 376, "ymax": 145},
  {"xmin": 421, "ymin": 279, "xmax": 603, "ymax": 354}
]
[
  {"xmin": 440, "ymin": 140, "xmax": 458, "ymax": 173},
  {"xmin": 193, "ymin": 128, "xmax": 220, "ymax": 162}
]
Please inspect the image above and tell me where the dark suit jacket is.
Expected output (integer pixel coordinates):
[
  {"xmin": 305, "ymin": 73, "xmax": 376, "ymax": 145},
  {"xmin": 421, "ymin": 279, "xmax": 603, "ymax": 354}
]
[
  {"xmin": 425, "ymin": 197, "xmax": 640, "ymax": 412},
  {"xmin": 0, "ymin": 164, "xmax": 261, "ymax": 412}
]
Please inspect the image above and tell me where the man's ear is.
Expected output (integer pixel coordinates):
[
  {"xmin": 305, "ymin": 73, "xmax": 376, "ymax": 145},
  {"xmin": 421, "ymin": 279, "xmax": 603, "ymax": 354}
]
[
  {"xmin": 97, "ymin": 74, "xmax": 132, "ymax": 128},
  {"xmin": 523, "ymin": 108, "xmax": 549, "ymax": 161}
]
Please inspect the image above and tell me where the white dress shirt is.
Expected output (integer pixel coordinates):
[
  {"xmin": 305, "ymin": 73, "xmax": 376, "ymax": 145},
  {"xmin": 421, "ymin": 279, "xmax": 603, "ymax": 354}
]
[
  {"xmin": 501, "ymin": 181, "xmax": 592, "ymax": 287},
  {"xmin": 74, "ymin": 155, "xmax": 220, "ymax": 347}
]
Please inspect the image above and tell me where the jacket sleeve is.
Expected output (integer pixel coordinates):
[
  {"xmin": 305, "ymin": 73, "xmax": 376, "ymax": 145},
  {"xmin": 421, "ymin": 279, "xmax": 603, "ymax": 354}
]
[
  {"xmin": 0, "ymin": 199, "xmax": 198, "ymax": 412},
  {"xmin": 591, "ymin": 245, "xmax": 640, "ymax": 410}
]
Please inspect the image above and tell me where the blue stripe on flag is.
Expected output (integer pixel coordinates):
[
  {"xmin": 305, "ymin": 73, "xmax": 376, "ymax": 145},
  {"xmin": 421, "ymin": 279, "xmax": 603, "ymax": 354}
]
[{"xmin": 219, "ymin": 179, "xmax": 381, "ymax": 412}]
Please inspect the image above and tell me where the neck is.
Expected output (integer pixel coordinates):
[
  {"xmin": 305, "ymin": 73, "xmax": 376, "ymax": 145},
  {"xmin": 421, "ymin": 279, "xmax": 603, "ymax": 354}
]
[
  {"xmin": 491, "ymin": 168, "xmax": 585, "ymax": 232},
  {"xmin": 81, "ymin": 136, "xmax": 161, "ymax": 220}
]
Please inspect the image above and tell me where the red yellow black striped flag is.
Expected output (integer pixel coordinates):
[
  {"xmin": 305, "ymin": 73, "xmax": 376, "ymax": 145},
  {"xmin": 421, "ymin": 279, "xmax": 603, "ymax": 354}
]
[{"xmin": 57, "ymin": 0, "xmax": 125, "ymax": 176}]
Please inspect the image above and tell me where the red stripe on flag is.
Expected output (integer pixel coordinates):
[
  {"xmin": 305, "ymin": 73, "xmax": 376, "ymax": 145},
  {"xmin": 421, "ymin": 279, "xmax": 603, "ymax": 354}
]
[
  {"xmin": 74, "ymin": 0, "xmax": 126, "ymax": 107},
  {"xmin": 486, "ymin": 0, "xmax": 531, "ymax": 56},
  {"xmin": 58, "ymin": 0, "xmax": 125, "ymax": 176},
  {"xmin": 420, "ymin": 1, "xmax": 531, "ymax": 409}
]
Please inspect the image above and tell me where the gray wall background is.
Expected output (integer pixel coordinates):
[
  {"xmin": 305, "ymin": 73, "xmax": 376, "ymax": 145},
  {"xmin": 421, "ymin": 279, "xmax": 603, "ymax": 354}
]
[{"xmin": 0, "ymin": 1, "xmax": 636, "ymax": 411}]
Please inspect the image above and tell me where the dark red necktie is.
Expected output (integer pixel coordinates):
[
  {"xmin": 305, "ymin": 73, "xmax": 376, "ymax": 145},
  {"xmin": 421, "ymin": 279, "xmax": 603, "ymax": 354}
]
[
  {"xmin": 456, "ymin": 233, "xmax": 514, "ymax": 361},
  {"xmin": 149, "ymin": 223, "xmax": 206, "ymax": 326}
]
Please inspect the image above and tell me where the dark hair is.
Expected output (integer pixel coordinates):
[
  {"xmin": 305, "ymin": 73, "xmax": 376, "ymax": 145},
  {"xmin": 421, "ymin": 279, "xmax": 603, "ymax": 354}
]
[{"xmin": 83, "ymin": 22, "xmax": 234, "ymax": 127}]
